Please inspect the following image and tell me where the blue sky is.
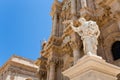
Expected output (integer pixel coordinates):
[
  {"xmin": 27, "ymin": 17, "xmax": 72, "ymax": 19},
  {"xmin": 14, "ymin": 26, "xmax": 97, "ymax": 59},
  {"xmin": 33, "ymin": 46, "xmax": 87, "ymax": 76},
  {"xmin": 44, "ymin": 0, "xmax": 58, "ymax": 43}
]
[{"xmin": 0, "ymin": 0, "xmax": 54, "ymax": 66}]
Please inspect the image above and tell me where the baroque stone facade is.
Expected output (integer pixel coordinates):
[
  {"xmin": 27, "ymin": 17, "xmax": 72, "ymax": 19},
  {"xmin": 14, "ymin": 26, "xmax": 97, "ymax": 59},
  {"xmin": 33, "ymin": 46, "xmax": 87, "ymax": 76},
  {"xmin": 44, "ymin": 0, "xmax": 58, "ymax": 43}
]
[
  {"xmin": 36, "ymin": 0, "xmax": 120, "ymax": 80},
  {"xmin": 0, "ymin": 55, "xmax": 39, "ymax": 80}
]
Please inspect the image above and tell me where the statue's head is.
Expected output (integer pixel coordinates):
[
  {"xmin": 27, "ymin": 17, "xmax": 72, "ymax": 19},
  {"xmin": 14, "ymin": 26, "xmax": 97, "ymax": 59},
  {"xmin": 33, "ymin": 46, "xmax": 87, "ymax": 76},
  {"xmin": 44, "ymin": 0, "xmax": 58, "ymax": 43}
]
[{"xmin": 78, "ymin": 18, "xmax": 86, "ymax": 24}]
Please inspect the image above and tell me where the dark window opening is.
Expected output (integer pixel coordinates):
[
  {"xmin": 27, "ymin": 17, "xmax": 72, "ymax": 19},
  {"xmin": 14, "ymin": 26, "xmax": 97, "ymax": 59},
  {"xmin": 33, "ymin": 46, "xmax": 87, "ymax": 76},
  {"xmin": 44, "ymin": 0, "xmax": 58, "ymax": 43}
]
[{"xmin": 111, "ymin": 41, "xmax": 120, "ymax": 60}]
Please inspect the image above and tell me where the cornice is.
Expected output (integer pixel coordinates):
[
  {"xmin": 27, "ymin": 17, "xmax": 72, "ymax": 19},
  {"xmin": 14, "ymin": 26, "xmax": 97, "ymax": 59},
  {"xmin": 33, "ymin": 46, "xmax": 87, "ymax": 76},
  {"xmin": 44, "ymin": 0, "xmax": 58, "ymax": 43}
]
[
  {"xmin": 0, "ymin": 55, "xmax": 38, "ymax": 75},
  {"xmin": 41, "ymin": 36, "xmax": 63, "ymax": 56},
  {"xmin": 8, "ymin": 66, "xmax": 38, "ymax": 77}
]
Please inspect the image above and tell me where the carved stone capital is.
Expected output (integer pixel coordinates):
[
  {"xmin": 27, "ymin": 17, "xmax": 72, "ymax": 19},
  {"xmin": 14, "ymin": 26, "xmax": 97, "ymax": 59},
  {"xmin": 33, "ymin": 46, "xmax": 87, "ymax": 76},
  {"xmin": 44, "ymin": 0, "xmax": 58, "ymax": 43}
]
[{"xmin": 48, "ymin": 56, "xmax": 63, "ymax": 67}]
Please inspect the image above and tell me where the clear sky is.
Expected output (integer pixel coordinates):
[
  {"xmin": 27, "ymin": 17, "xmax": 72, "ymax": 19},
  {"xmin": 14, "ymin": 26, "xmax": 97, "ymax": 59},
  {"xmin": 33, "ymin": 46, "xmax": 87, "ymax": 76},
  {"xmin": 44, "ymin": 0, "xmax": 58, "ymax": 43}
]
[{"xmin": 0, "ymin": 0, "xmax": 54, "ymax": 67}]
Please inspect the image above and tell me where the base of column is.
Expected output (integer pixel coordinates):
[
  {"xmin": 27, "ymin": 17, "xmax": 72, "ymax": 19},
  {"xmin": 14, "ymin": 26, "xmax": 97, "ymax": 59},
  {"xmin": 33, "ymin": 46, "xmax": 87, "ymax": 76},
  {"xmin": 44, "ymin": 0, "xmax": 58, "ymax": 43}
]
[{"xmin": 63, "ymin": 55, "xmax": 120, "ymax": 80}]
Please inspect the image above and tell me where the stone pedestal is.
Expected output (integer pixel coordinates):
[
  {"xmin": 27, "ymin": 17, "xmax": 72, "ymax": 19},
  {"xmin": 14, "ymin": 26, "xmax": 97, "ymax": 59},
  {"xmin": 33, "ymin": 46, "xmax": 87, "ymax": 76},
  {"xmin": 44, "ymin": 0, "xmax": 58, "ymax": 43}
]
[{"xmin": 63, "ymin": 55, "xmax": 120, "ymax": 80}]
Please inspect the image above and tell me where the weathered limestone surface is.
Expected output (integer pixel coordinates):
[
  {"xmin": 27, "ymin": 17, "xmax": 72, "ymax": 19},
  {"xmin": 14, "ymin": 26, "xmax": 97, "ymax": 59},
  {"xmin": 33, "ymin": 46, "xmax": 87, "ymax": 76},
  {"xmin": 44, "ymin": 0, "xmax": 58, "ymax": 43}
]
[
  {"xmin": 63, "ymin": 55, "xmax": 120, "ymax": 80},
  {"xmin": 49, "ymin": 62, "xmax": 55, "ymax": 80},
  {"xmin": 36, "ymin": 0, "xmax": 120, "ymax": 80},
  {"xmin": 0, "ymin": 55, "xmax": 39, "ymax": 80}
]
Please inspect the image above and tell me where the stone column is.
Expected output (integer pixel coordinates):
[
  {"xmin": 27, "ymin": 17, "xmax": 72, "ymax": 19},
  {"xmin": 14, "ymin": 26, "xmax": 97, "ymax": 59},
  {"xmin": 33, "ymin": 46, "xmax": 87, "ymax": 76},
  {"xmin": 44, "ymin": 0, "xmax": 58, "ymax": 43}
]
[
  {"xmin": 49, "ymin": 62, "xmax": 55, "ymax": 80},
  {"xmin": 77, "ymin": 0, "xmax": 81, "ymax": 12},
  {"xmin": 70, "ymin": 33, "xmax": 81, "ymax": 64},
  {"xmin": 52, "ymin": 13, "xmax": 57, "ymax": 36},
  {"xmin": 59, "ymin": 17, "xmax": 63, "ymax": 37},
  {"xmin": 56, "ymin": 60, "xmax": 63, "ymax": 80},
  {"xmin": 39, "ymin": 70, "xmax": 43, "ymax": 80},
  {"xmin": 73, "ymin": 48, "xmax": 81, "ymax": 64},
  {"xmin": 87, "ymin": 0, "xmax": 95, "ymax": 9},
  {"xmin": 57, "ymin": 66, "xmax": 62, "ymax": 80},
  {"xmin": 70, "ymin": 41, "xmax": 81, "ymax": 64},
  {"xmin": 71, "ymin": 0, "xmax": 77, "ymax": 19},
  {"xmin": 81, "ymin": 0, "xmax": 87, "ymax": 8},
  {"xmin": 47, "ymin": 67, "xmax": 50, "ymax": 80}
]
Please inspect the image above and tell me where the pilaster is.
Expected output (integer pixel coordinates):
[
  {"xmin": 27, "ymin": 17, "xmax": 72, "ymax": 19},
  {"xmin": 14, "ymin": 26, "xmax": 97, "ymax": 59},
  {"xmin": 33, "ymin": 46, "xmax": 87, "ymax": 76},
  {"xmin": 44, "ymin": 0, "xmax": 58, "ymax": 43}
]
[
  {"xmin": 71, "ymin": 0, "xmax": 77, "ymax": 19},
  {"xmin": 49, "ymin": 61, "xmax": 55, "ymax": 80},
  {"xmin": 70, "ymin": 32, "xmax": 82, "ymax": 64}
]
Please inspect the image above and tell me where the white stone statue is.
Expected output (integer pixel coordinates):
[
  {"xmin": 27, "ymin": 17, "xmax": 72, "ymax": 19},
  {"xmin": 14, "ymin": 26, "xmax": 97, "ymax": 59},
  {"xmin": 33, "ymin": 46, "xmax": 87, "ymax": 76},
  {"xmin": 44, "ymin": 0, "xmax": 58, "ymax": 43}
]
[{"xmin": 70, "ymin": 18, "xmax": 100, "ymax": 56}]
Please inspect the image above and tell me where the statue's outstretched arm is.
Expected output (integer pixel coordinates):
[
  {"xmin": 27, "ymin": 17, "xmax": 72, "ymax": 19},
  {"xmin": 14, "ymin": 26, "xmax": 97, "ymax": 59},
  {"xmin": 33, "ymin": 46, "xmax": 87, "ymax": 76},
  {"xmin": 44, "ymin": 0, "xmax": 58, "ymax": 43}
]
[{"xmin": 70, "ymin": 22, "xmax": 79, "ymax": 32}]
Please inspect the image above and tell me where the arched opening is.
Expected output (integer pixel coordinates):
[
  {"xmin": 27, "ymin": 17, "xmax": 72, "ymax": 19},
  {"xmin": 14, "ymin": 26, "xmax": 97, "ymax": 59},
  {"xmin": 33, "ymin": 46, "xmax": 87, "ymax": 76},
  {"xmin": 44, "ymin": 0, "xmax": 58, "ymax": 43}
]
[{"xmin": 111, "ymin": 41, "xmax": 120, "ymax": 60}]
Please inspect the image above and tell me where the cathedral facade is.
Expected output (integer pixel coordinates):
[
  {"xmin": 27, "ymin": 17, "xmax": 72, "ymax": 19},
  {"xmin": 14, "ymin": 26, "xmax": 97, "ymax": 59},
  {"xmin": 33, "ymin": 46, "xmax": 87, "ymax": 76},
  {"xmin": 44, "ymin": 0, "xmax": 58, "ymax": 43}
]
[{"xmin": 36, "ymin": 0, "xmax": 120, "ymax": 80}]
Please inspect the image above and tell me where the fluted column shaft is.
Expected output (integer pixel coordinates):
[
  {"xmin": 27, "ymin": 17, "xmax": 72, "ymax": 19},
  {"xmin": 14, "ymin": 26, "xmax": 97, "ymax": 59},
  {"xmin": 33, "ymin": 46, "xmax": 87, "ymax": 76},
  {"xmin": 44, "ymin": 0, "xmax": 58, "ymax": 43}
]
[
  {"xmin": 57, "ymin": 65, "xmax": 62, "ymax": 80},
  {"xmin": 49, "ymin": 62, "xmax": 55, "ymax": 80},
  {"xmin": 87, "ymin": 0, "xmax": 95, "ymax": 9},
  {"xmin": 81, "ymin": 0, "xmax": 87, "ymax": 8},
  {"xmin": 47, "ymin": 67, "xmax": 50, "ymax": 80},
  {"xmin": 70, "ymin": 41, "xmax": 81, "ymax": 64},
  {"xmin": 77, "ymin": 0, "xmax": 81, "ymax": 11},
  {"xmin": 59, "ymin": 17, "xmax": 63, "ymax": 37},
  {"xmin": 71, "ymin": 0, "xmax": 77, "ymax": 19},
  {"xmin": 70, "ymin": 33, "xmax": 81, "ymax": 64},
  {"xmin": 52, "ymin": 13, "xmax": 57, "ymax": 36}
]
